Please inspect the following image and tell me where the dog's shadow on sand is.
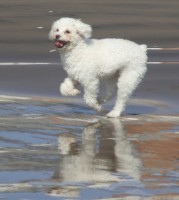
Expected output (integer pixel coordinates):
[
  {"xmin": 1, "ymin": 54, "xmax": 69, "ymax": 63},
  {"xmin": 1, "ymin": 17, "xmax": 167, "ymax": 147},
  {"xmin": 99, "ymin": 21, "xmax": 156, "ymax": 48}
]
[{"xmin": 47, "ymin": 118, "xmax": 142, "ymax": 198}]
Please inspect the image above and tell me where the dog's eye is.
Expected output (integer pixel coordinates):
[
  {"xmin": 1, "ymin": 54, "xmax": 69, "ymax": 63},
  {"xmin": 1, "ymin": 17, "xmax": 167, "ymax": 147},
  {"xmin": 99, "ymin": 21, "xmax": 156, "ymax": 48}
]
[
  {"xmin": 65, "ymin": 30, "xmax": 71, "ymax": 34},
  {"xmin": 56, "ymin": 29, "xmax": 59, "ymax": 32}
]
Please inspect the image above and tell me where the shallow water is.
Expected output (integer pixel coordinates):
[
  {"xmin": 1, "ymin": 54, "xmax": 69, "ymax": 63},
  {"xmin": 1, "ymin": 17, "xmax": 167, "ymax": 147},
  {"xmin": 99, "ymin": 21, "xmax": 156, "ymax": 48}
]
[
  {"xmin": 0, "ymin": 0, "xmax": 179, "ymax": 199},
  {"xmin": 0, "ymin": 97, "xmax": 179, "ymax": 200}
]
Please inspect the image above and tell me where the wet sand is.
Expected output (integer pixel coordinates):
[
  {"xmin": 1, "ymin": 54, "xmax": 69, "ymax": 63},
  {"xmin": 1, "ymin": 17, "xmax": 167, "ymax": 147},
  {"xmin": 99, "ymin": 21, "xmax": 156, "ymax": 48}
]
[{"xmin": 0, "ymin": 0, "xmax": 179, "ymax": 199}]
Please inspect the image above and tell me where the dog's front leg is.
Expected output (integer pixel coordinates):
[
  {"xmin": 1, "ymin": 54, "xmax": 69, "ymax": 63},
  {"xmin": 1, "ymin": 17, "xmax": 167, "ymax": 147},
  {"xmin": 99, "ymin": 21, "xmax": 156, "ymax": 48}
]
[
  {"xmin": 60, "ymin": 77, "xmax": 80, "ymax": 96},
  {"xmin": 83, "ymin": 79, "xmax": 102, "ymax": 112}
]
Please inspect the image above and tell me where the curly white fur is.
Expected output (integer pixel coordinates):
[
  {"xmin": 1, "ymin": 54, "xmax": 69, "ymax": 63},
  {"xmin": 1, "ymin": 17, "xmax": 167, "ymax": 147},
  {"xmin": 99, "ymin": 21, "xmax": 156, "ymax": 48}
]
[{"xmin": 49, "ymin": 17, "xmax": 147, "ymax": 117}]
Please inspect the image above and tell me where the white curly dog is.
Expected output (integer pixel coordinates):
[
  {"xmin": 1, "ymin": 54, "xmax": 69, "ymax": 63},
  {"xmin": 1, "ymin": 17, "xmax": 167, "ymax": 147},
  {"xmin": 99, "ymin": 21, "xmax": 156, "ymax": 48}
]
[{"xmin": 49, "ymin": 17, "xmax": 147, "ymax": 117}]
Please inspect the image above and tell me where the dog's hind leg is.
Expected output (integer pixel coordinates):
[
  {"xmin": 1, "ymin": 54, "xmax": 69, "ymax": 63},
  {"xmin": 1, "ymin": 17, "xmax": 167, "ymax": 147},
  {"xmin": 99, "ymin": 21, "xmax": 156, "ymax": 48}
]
[
  {"xmin": 99, "ymin": 74, "xmax": 118, "ymax": 104},
  {"xmin": 106, "ymin": 64, "xmax": 147, "ymax": 118},
  {"xmin": 83, "ymin": 79, "xmax": 103, "ymax": 112}
]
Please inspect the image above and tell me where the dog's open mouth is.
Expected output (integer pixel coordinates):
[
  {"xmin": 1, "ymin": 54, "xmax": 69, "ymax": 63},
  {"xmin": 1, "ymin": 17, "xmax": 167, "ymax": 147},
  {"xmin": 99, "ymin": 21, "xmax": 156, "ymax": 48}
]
[{"xmin": 55, "ymin": 40, "xmax": 68, "ymax": 48}]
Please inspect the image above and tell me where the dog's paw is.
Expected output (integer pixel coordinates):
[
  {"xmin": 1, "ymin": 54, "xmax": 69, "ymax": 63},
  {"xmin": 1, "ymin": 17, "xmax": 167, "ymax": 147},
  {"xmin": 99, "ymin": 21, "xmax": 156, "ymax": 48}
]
[
  {"xmin": 85, "ymin": 97, "xmax": 103, "ymax": 112},
  {"xmin": 60, "ymin": 84, "xmax": 80, "ymax": 96},
  {"xmin": 68, "ymin": 89, "xmax": 81, "ymax": 96},
  {"xmin": 89, "ymin": 103, "xmax": 103, "ymax": 112},
  {"xmin": 63, "ymin": 89, "xmax": 80, "ymax": 96},
  {"xmin": 91, "ymin": 103, "xmax": 103, "ymax": 112},
  {"xmin": 95, "ymin": 104, "xmax": 103, "ymax": 112},
  {"xmin": 106, "ymin": 110, "xmax": 121, "ymax": 118}
]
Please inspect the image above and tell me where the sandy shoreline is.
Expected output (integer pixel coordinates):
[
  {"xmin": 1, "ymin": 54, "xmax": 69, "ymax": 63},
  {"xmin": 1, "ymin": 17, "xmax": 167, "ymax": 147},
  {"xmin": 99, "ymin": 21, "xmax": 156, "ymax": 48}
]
[{"xmin": 0, "ymin": 62, "xmax": 179, "ymax": 116}]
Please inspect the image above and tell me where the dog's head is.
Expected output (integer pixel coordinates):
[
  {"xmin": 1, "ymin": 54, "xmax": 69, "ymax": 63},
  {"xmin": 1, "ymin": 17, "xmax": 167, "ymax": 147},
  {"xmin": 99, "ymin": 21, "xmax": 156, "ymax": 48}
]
[{"xmin": 49, "ymin": 17, "xmax": 92, "ymax": 50}]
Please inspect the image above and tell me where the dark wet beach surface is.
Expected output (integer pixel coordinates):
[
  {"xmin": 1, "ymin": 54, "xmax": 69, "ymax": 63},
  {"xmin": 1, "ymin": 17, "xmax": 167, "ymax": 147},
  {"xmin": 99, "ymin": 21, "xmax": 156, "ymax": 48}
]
[{"xmin": 0, "ymin": 0, "xmax": 179, "ymax": 199}]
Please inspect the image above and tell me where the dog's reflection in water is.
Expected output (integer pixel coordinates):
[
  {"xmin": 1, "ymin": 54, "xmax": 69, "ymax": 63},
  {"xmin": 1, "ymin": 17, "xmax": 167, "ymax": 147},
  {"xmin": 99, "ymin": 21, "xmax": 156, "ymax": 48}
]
[{"xmin": 47, "ymin": 119, "xmax": 142, "ymax": 198}]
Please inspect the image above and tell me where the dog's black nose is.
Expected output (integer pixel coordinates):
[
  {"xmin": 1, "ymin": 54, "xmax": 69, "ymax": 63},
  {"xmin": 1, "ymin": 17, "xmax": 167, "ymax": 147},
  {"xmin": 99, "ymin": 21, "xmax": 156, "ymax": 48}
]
[{"xmin": 56, "ymin": 34, "xmax": 60, "ymax": 39}]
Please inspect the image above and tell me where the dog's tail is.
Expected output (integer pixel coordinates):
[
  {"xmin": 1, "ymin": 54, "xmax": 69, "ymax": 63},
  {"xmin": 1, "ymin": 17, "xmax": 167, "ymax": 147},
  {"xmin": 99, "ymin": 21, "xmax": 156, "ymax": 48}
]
[{"xmin": 140, "ymin": 44, "xmax": 147, "ymax": 53}]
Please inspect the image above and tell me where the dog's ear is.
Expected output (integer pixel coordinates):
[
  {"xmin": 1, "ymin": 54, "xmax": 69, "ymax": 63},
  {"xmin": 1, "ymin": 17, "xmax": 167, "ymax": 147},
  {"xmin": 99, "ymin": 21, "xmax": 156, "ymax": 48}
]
[{"xmin": 75, "ymin": 19, "xmax": 92, "ymax": 39}]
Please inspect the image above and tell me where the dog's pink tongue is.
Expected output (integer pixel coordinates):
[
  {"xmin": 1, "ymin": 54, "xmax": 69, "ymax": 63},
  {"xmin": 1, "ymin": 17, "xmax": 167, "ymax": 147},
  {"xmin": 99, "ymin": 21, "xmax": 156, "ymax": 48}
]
[{"xmin": 55, "ymin": 41, "xmax": 63, "ymax": 48}]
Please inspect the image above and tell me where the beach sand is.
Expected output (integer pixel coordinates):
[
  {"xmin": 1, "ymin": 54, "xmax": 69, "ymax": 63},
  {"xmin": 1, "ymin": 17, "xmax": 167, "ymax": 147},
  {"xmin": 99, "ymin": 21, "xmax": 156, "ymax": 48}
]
[{"xmin": 0, "ymin": 0, "xmax": 179, "ymax": 199}]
